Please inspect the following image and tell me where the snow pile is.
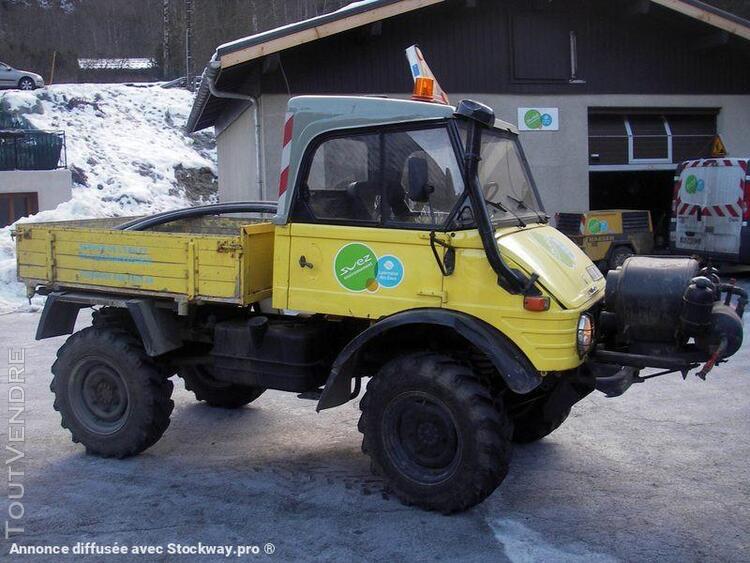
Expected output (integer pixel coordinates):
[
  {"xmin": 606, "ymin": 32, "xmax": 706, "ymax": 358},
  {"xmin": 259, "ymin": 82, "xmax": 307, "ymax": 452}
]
[{"xmin": 0, "ymin": 83, "xmax": 217, "ymax": 312}]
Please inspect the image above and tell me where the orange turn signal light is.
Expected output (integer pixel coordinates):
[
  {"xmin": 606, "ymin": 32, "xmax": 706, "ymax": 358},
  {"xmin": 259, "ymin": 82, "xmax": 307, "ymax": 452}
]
[
  {"xmin": 523, "ymin": 295, "xmax": 550, "ymax": 312},
  {"xmin": 412, "ymin": 76, "xmax": 435, "ymax": 101}
]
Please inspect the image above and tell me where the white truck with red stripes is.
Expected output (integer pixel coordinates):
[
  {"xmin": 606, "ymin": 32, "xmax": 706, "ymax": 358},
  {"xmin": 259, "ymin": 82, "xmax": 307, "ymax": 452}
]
[{"xmin": 671, "ymin": 158, "xmax": 750, "ymax": 263}]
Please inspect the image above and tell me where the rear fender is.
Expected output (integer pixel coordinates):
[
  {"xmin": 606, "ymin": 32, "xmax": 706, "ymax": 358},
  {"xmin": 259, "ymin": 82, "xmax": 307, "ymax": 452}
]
[{"xmin": 37, "ymin": 293, "xmax": 182, "ymax": 357}]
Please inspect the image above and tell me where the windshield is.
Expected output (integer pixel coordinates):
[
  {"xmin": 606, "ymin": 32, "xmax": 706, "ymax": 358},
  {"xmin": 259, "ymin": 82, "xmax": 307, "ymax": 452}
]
[{"xmin": 456, "ymin": 123, "xmax": 545, "ymax": 227}]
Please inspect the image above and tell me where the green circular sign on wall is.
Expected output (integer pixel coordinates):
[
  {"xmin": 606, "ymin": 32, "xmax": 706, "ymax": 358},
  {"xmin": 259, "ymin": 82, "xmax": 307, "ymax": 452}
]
[
  {"xmin": 334, "ymin": 243, "xmax": 378, "ymax": 292},
  {"xmin": 524, "ymin": 109, "xmax": 543, "ymax": 130}
]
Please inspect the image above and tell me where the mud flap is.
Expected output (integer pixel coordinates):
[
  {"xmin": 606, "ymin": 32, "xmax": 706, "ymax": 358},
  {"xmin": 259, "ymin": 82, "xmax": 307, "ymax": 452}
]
[{"xmin": 542, "ymin": 366, "xmax": 596, "ymax": 421}]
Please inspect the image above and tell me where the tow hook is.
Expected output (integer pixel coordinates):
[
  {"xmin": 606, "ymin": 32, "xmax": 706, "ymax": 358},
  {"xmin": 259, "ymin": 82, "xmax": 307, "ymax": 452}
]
[{"xmin": 695, "ymin": 336, "xmax": 728, "ymax": 380}]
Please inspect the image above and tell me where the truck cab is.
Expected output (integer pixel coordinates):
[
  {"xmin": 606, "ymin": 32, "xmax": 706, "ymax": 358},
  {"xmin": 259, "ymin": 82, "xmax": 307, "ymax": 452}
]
[{"xmin": 272, "ymin": 96, "xmax": 603, "ymax": 374}]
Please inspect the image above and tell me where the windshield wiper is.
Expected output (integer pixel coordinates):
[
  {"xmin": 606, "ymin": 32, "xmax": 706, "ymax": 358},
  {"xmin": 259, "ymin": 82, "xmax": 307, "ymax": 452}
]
[
  {"xmin": 503, "ymin": 194, "xmax": 548, "ymax": 225},
  {"xmin": 485, "ymin": 199, "xmax": 526, "ymax": 228},
  {"xmin": 505, "ymin": 194, "xmax": 527, "ymax": 209}
]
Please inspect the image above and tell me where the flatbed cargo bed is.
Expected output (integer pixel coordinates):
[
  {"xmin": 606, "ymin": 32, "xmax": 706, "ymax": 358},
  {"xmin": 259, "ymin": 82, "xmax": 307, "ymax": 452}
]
[{"xmin": 14, "ymin": 216, "xmax": 274, "ymax": 305}]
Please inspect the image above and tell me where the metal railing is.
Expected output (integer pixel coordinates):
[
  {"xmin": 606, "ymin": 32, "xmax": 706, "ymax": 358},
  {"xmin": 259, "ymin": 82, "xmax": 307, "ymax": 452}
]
[{"xmin": 0, "ymin": 130, "xmax": 67, "ymax": 171}]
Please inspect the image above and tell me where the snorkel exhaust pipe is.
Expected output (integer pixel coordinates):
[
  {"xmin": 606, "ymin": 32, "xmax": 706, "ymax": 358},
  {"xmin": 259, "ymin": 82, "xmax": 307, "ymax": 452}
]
[{"xmin": 455, "ymin": 100, "xmax": 528, "ymax": 294}]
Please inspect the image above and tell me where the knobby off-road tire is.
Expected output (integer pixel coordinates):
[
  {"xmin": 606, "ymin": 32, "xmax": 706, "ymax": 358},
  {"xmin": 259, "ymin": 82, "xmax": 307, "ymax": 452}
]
[
  {"xmin": 51, "ymin": 326, "xmax": 174, "ymax": 458},
  {"xmin": 180, "ymin": 365, "xmax": 265, "ymax": 409},
  {"xmin": 358, "ymin": 352, "xmax": 513, "ymax": 514}
]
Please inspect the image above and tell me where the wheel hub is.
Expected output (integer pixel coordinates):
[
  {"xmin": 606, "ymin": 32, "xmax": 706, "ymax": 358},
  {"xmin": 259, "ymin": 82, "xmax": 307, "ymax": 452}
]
[
  {"xmin": 383, "ymin": 392, "xmax": 461, "ymax": 484},
  {"xmin": 69, "ymin": 358, "xmax": 129, "ymax": 434}
]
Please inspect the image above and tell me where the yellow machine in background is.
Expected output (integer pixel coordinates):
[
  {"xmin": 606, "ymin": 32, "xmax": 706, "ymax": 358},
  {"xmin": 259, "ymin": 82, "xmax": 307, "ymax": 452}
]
[{"xmin": 556, "ymin": 209, "xmax": 654, "ymax": 271}]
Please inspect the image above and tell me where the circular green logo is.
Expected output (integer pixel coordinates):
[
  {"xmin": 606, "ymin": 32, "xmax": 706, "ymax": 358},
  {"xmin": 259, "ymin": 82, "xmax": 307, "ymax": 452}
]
[
  {"xmin": 524, "ymin": 109, "xmax": 543, "ymax": 130},
  {"xmin": 588, "ymin": 218, "xmax": 601, "ymax": 234},
  {"xmin": 685, "ymin": 175, "xmax": 698, "ymax": 194},
  {"xmin": 531, "ymin": 232, "xmax": 576, "ymax": 269},
  {"xmin": 334, "ymin": 243, "xmax": 378, "ymax": 292}
]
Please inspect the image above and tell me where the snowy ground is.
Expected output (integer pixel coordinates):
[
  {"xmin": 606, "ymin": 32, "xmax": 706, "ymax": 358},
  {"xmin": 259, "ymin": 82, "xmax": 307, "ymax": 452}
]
[{"xmin": 0, "ymin": 83, "xmax": 216, "ymax": 312}]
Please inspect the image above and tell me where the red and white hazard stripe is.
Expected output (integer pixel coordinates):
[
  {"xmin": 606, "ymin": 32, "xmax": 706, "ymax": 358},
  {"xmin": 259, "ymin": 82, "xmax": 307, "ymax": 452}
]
[{"xmin": 278, "ymin": 112, "xmax": 294, "ymax": 197}]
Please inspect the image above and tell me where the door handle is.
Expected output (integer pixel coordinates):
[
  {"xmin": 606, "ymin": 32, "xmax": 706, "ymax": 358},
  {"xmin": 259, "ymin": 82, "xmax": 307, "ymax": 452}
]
[{"xmin": 298, "ymin": 255, "xmax": 314, "ymax": 269}]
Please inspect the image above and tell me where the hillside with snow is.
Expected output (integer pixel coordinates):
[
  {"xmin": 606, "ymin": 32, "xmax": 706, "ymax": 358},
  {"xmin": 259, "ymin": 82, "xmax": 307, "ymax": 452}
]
[{"xmin": 0, "ymin": 83, "xmax": 217, "ymax": 312}]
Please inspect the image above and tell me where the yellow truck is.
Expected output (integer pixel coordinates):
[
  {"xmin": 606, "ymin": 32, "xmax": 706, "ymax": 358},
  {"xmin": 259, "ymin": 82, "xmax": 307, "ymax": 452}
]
[
  {"xmin": 556, "ymin": 209, "xmax": 654, "ymax": 271},
  {"xmin": 16, "ymin": 95, "xmax": 746, "ymax": 513}
]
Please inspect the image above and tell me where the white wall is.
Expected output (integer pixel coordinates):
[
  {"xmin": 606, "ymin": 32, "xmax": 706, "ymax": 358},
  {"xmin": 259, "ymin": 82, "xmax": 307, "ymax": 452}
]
[
  {"xmin": 217, "ymin": 93, "xmax": 750, "ymax": 216},
  {"xmin": 0, "ymin": 169, "xmax": 72, "ymax": 211},
  {"xmin": 216, "ymin": 105, "xmax": 258, "ymax": 202}
]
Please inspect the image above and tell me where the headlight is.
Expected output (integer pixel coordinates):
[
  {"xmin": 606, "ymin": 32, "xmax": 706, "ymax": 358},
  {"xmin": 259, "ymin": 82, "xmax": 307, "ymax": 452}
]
[{"xmin": 576, "ymin": 313, "xmax": 595, "ymax": 357}]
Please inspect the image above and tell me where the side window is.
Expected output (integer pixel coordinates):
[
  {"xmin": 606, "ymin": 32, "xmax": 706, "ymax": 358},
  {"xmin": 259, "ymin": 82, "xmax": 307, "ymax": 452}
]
[
  {"xmin": 384, "ymin": 128, "xmax": 464, "ymax": 226},
  {"xmin": 303, "ymin": 134, "xmax": 380, "ymax": 222},
  {"xmin": 295, "ymin": 126, "xmax": 464, "ymax": 228}
]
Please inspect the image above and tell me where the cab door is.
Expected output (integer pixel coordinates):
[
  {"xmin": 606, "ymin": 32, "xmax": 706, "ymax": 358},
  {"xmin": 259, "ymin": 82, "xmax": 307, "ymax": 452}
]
[{"xmin": 286, "ymin": 124, "xmax": 466, "ymax": 318}]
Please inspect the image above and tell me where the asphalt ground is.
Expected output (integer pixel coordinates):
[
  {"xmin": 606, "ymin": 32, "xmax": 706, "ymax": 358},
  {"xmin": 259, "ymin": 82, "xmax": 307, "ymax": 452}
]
[{"xmin": 1, "ymin": 279, "xmax": 748, "ymax": 562}]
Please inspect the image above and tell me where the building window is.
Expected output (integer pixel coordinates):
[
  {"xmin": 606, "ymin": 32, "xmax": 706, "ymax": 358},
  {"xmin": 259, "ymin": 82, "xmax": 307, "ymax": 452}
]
[
  {"xmin": 0, "ymin": 193, "xmax": 38, "ymax": 228},
  {"xmin": 589, "ymin": 110, "xmax": 718, "ymax": 168},
  {"xmin": 626, "ymin": 115, "xmax": 672, "ymax": 164},
  {"xmin": 295, "ymin": 126, "xmax": 464, "ymax": 228},
  {"xmin": 511, "ymin": 14, "xmax": 575, "ymax": 82}
]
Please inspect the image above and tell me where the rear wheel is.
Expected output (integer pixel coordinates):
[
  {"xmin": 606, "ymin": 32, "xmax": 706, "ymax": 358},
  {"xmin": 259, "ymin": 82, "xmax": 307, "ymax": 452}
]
[
  {"xmin": 51, "ymin": 326, "xmax": 174, "ymax": 458},
  {"xmin": 180, "ymin": 365, "xmax": 265, "ymax": 409},
  {"xmin": 18, "ymin": 77, "xmax": 35, "ymax": 91},
  {"xmin": 358, "ymin": 352, "xmax": 513, "ymax": 513}
]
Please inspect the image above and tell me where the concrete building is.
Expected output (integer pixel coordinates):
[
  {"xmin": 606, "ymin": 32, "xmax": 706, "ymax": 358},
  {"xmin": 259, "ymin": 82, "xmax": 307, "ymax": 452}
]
[
  {"xmin": 0, "ymin": 130, "xmax": 72, "ymax": 227},
  {"xmin": 187, "ymin": 0, "xmax": 750, "ymax": 243}
]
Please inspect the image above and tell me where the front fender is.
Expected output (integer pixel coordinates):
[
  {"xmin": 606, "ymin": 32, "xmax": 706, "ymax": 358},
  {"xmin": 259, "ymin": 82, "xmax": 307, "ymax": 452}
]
[{"xmin": 317, "ymin": 308, "xmax": 542, "ymax": 411}]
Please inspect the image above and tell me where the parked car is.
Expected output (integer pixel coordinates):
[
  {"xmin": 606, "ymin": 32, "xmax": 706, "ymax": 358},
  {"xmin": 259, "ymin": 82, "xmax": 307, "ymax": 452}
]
[
  {"xmin": 671, "ymin": 158, "xmax": 750, "ymax": 264},
  {"xmin": 0, "ymin": 61, "xmax": 44, "ymax": 91}
]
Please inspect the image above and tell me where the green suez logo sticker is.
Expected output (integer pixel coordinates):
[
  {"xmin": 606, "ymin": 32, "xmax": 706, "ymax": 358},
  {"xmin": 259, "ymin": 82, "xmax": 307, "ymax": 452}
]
[
  {"xmin": 334, "ymin": 243, "xmax": 405, "ymax": 292},
  {"xmin": 523, "ymin": 109, "xmax": 553, "ymax": 130},
  {"xmin": 684, "ymin": 175, "xmax": 705, "ymax": 194}
]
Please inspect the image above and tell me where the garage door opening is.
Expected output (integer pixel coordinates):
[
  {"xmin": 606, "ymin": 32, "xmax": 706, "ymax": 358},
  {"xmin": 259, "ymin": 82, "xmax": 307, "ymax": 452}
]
[{"xmin": 589, "ymin": 171, "xmax": 674, "ymax": 247}]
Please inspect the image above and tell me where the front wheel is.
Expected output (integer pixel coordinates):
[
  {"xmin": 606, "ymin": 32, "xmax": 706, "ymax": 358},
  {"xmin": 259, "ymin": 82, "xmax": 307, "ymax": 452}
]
[
  {"xmin": 358, "ymin": 352, "xmax": 513, "ymax": 513},
  {"xmin": 180, "ymin": 365, "xmax": 265, "ymax": 408},
  {"xmin": 18, "ymin": 77, "xmax": 35, "ymax": 91},
  {"xmin": 51, "ymin": 327, "xmax": 174, "ymax": 458}
]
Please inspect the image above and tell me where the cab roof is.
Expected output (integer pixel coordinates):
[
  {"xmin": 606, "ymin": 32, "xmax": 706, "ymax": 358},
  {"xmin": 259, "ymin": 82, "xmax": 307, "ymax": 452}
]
[
  {"xmin": 287, "ymin": 95, "xmax": 517, "ymax": 136},
  {"xmin": 274, "ymin": 95, "xmax": 516, "ymax": 225}
]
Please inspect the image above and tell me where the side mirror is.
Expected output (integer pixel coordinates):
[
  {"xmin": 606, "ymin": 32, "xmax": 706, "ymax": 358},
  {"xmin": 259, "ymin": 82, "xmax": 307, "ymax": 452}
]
[{"xmin": 407, "ymin": 156, "xmax": 432, "ymax": 203}]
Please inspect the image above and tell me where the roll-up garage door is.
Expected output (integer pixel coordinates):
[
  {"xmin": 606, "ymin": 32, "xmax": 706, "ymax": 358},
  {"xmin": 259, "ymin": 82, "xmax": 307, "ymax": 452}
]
[{"xmin": 589, "ymin": 110, "xmax": 718, "ymax": 168}]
